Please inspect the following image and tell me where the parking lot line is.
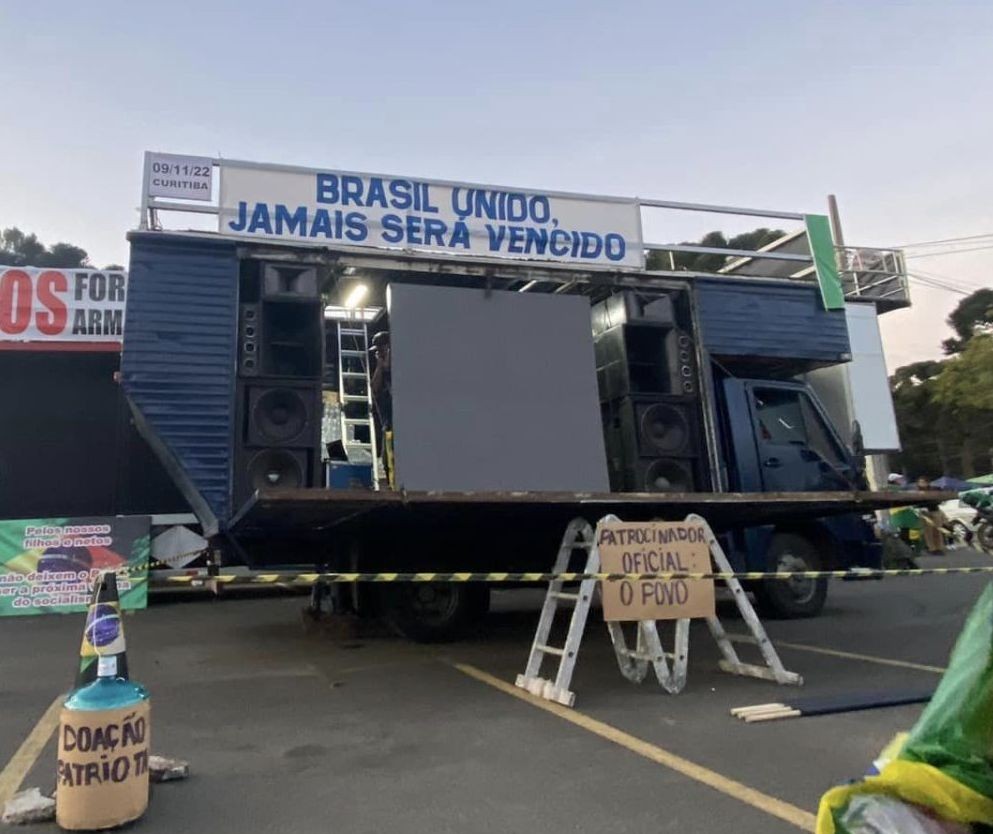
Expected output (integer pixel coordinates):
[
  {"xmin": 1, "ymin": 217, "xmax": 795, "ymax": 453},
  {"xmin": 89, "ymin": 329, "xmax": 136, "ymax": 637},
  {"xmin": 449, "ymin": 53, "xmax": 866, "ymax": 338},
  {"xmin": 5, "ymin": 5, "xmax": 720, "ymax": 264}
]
[
  {"xmin": 727, "ymin": 634, "xmax": 946, "ymax": 674},
  {"xmin": 0, "ymin": 694, "xmax": 63, "ymax": 806},
  {"xmin": 453, "ymin": 663, "xmax": 817, "ymax": 832}
]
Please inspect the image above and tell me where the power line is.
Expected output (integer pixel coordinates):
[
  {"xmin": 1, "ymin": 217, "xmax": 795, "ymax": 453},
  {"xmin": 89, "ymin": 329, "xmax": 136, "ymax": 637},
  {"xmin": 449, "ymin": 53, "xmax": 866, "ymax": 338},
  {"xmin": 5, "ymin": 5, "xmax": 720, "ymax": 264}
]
[
  {"xmin": 906, "ymin": 272, "xmax": 971, "ymax": 296},
  {"xmin": 912, "ymin": 266, "xmax": 989, "ymax": 292},
  {"xmin": 897, "ymin": 233, "xmax": 993, "ymax": 249},
  {"xmin": 904, "ymin": 244, "xmax": 993, "ymax": 260}
]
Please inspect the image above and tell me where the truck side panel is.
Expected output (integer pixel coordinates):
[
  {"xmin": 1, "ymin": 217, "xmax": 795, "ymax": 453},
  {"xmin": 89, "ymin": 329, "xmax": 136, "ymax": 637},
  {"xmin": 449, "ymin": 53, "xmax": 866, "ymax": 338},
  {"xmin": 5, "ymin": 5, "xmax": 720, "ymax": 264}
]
[
  {"xmin": 121, "ymin": 233, "xmax": 240, "ymax": 531},
  {"xmin": 695, "ymin": 278, "xmax": 850, "ymax": 370}
]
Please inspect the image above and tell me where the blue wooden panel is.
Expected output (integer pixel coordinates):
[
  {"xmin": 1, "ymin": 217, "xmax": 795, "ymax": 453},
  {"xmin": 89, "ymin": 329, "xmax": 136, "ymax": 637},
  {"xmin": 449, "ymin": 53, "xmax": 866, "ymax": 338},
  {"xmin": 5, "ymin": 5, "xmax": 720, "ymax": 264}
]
[
  {"xmin": 121, "ymin": 233, "xmax": 238, "ymax": 529},
  {"xmin": 695, "ymin": 279, "xmax": 850, "ymax": 364}
]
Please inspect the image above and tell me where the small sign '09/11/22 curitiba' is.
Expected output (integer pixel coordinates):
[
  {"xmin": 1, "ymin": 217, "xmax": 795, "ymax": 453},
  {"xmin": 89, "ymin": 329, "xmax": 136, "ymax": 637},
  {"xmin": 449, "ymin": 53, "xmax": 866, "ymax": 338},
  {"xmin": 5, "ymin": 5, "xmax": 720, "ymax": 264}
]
[{"xmin": 214, "ymin": 160, "xmax": 644, "ymax": 268}]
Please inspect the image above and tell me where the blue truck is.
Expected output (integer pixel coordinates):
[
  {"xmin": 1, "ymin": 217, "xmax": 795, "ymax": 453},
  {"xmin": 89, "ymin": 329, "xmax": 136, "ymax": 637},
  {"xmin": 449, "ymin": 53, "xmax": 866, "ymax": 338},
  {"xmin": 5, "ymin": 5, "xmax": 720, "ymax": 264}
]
[
  {"xmin": 118, "ymin": 232, "xmax": 902, "ymax": 639},
  {"xmin": 121, "ymin": 155, "xmax": 923, "ymax": 639}
]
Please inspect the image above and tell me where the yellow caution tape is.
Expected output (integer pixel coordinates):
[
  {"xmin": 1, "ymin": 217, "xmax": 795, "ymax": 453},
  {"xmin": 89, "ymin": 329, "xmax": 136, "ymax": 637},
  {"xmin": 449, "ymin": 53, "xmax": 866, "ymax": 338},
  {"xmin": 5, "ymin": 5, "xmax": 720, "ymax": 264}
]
[{"xmin": 148, "ymin": 565, "xmax": 993, "ymax": 587}]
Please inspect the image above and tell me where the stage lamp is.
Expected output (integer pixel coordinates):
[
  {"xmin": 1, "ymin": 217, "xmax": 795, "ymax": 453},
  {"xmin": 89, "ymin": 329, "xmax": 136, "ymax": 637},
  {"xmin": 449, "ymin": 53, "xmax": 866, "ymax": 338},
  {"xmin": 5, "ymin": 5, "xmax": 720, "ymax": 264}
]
[{"xmin": 343, "ymin": 283, "xmax": 368, "ymax": 309}]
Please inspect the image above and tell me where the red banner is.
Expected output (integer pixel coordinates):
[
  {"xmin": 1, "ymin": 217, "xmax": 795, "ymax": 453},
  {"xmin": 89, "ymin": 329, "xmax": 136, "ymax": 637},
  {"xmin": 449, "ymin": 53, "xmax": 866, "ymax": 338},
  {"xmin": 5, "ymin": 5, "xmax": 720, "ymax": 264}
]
[{"xmin": 0, "ymin": 267, "xmax": 127, "ymax": 350}]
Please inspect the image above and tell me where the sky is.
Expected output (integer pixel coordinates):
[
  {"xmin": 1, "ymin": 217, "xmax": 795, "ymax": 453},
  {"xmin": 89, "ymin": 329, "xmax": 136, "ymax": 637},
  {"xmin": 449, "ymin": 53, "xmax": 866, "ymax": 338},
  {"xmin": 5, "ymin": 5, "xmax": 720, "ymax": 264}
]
[{"xmin": 1, "ymin": 0, "xmax": 990, "ymax": 370}]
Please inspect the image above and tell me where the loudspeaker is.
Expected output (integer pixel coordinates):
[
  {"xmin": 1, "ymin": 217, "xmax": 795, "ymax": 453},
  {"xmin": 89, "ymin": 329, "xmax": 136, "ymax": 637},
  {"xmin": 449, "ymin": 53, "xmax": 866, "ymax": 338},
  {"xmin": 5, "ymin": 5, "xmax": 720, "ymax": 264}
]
[
  {"xmin": 236, "ymin": 446, "xmax": 313, "ymax": 494},
  {"xmin": 233, "ymin": 379, "xmax": 321, "ymax": 506},
  {"xmin": 591, "ymin": 291, "xmax": 675, "ymax": 334},
  {"xmin": 594, "ymin": 325, "xmax": 697, "ymax": 399},
  {"xmin": 239, "ymin": 304, "xmax": 260, "ymax": 377},
  {"xmin": 636, "ymin": 458, "xmax": 696, "ymax": 493},
  {"xmin": 236, "ymin": 298, "xmax": 323, "ymax": 379},
  {"xmin": 262, "ymin": 263, "xmax": 319, "ymax": 300},
  {"xmin": 602, "ymin": 395, "xmax": 707, "ymax": 493}
]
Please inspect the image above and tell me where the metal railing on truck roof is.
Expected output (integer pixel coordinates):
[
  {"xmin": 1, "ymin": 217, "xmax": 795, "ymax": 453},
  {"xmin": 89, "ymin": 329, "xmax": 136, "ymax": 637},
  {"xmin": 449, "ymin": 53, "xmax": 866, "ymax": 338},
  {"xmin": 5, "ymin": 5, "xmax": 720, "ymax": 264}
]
[{"xmin": 138, "ymin": 152, "xmax": 911, "ymax": 309}]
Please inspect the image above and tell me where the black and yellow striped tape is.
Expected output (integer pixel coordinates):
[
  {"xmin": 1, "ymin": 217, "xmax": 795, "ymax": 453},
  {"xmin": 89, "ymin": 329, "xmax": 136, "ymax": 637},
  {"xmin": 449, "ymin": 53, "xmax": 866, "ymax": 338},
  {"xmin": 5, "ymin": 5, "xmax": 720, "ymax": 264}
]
[{"xmin": 149, "ymin": 566, "xmax": 993, "ymax": 586}]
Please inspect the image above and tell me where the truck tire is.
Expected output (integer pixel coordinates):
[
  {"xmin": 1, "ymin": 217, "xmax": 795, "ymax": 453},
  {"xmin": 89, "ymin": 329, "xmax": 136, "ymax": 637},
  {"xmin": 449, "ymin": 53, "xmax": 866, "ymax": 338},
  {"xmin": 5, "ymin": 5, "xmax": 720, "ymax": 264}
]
[
  {"xmin": 382, "ymin": 582, "xmax": 490, "ymax": 643},
  {"xmin": 754, "ymin": 533, "xmax": 828, "ymax": 619}
]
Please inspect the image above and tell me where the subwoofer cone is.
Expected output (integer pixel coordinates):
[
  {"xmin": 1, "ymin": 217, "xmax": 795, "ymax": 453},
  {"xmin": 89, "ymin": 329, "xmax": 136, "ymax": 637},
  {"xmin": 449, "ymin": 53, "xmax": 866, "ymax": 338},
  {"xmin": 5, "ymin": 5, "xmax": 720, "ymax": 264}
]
[
  {"xmin": 252, "ymin": 388, "xmax": 308, "ymax": 444},
  {"xmin": 247, "ymin": 449, "xmax": 305, "ymax": 491},
  {"xmin": 640, "ymin": 403, "xmax": 690, "ymax": 455},
  {"xmin": 643, "ymin": 459, "xmax": 694, "ymax": 493}
]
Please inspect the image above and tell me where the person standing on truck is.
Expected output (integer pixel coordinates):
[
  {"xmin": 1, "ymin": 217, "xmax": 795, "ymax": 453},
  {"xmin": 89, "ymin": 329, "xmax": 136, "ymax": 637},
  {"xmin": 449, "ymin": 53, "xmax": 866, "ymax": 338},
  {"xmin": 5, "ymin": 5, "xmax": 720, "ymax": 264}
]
[{"xmin": 370, "ymin": 331, "xmax": 393, "ymax": 484}]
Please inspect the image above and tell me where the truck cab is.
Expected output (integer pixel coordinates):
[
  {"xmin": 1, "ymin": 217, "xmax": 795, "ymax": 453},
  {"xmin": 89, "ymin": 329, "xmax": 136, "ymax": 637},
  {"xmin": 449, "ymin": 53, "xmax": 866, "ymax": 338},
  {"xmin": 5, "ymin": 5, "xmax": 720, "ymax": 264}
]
[{"xmin": 712, "ymin": 371, "xmax": 880, "ymax": 618}]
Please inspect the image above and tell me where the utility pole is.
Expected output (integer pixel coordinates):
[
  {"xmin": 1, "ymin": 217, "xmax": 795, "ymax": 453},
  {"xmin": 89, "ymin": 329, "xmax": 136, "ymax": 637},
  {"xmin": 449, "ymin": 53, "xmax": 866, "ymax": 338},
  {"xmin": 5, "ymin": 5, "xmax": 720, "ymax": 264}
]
[
  {"xmin": 827, "ymin": 194, "xmax": 890, "ymax": 495},
  {"xmin": 827, "ymin": 194, "xmax": 845, "ymax": 249}
]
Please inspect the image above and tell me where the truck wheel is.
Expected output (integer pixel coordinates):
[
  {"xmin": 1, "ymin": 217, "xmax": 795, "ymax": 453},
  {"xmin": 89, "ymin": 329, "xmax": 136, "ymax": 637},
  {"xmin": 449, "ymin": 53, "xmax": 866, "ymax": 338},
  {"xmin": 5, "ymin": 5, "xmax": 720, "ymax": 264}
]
[
  {"xmin": 382, "ymin": 583, "xmax": 490, "ymax": 643},
  {"xmin": 754, "ymin": 534, "xmax": 827, "ymax": 619}
]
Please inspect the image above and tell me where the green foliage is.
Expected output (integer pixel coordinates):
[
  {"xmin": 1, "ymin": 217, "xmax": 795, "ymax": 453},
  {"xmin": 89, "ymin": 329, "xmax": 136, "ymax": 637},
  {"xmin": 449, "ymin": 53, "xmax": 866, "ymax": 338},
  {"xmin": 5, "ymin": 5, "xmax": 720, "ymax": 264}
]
[
  {"xmin": 935, "ymin": 336, "xmax": 993, "ymax": 413},
  {"xmin": 645, "ymin": 227, "xmax": 786, "ymax": 272},
  {"xmin": 1, "ymin": 227, "xmax": 90, "ymax": 268},
  {"xmin": 891, "ymin": 291, "xmax": 993, "ymax": 478},
  {"xmin": 943, "ymin": 288, "xmax": 993, "ymax": 354}
]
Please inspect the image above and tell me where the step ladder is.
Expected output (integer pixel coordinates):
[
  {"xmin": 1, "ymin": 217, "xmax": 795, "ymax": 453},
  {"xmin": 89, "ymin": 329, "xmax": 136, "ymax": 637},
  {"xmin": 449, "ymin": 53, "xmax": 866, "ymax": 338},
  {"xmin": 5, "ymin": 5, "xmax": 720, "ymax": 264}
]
[
  {"xmin": 518, "ymin": 513, "xmax": 802, "ymax": 705},
  {"xmin": 336, "ymin": 321, "xmax": 379, "ymax": 489},
  {"xmin": 515, "ymin": 518, "xmax": 597, "ymax": 707}
]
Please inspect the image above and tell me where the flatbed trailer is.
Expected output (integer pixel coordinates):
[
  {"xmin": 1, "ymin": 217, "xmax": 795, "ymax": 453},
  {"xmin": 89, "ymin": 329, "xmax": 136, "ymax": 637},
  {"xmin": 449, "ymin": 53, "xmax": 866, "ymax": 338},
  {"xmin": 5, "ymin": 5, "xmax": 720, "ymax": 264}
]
[{"xmin": 231, "ymin": 487, "xmax": 943, "ymax": 539}]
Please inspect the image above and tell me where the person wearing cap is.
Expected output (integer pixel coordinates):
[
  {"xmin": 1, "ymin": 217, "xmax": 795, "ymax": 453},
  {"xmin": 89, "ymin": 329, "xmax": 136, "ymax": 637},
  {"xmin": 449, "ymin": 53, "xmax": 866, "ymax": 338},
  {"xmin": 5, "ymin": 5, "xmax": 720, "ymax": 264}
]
[
  {"xmin": 369, "ymin": 331, "xmax": 393, "ymax": 485},
  {"xmin": 370, "ymin": 331, "xmax": 392, "ymax": 431}
]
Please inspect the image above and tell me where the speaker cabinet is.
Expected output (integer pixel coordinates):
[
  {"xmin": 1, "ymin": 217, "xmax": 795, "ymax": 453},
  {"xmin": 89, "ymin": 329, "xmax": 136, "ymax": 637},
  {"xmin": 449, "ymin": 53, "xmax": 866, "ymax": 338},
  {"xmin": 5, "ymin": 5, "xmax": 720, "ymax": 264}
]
[
  {"xmin": 594, "ymin": 325, "xmax": 697, "ymax": 399},
  {"xmin": 602, "ymin": 395, "xmax": 707, "ymax": 493},
  {"xmin": 233, "ymin": 379, "xmax": 321, "ymax": 507},
  {"xmin": 591, "ymin": 291, "xmax": 675, "ymax": 334},
  {"xmin": 262, "ymin": 263, "xmax": 319, "ymax": 300},
  {"xmin": 236, "ymin": 299, "xmax": 323, "ymax": 380}
]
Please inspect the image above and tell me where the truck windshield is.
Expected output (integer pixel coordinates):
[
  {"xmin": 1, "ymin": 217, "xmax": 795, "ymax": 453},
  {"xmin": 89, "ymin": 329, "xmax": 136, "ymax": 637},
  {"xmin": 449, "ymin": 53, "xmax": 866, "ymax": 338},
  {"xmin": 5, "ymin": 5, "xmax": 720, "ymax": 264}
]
[{"xmin": 753, "ymin": 388, "xmax": 847, "ymax": 467}]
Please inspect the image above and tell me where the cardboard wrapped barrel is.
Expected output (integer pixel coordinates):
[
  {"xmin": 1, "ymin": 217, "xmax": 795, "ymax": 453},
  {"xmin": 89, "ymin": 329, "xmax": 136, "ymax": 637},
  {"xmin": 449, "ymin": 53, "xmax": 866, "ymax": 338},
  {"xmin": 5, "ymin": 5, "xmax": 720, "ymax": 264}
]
[
  {"xmin": 57, "ymin": 573, "xmax": 150, "ymax": 830},
  {"xmin": 56, "ymin": 669, "xmax": 151, "ymax": 829}
]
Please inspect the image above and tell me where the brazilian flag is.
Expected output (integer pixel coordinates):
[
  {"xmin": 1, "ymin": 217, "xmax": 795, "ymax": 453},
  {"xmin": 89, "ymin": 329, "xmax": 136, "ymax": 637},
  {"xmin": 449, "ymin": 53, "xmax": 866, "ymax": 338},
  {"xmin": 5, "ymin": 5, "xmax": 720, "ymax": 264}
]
[{"xmin": 818, "ymin": 583, "xmax": 993, "ymax": 832}]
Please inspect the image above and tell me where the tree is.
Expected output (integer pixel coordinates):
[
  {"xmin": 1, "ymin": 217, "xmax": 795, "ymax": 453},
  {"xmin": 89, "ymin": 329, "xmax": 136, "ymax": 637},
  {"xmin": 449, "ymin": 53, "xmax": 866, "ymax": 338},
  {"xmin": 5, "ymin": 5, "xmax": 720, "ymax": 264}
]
[
  {"xmin": 942, "ymin": 288, "xmax": 993, "ymax": 354},
  {"xmin": 646, "ymin": 227, "xmax": 786, "ymax": 272},
  {"xmin": 934, "ymin": 335, "xmax": 993, "ymax": 413},
  {"xmin": 890, "ymin": 345, "xmax": 993, "ymax": 478},
  {"xmin": 890, "ymin": 360, "xmax": 950, "ymax": 476},
  {"xmin": 1, "ymin": 227, "xmax": 90, "ymax": 268}
]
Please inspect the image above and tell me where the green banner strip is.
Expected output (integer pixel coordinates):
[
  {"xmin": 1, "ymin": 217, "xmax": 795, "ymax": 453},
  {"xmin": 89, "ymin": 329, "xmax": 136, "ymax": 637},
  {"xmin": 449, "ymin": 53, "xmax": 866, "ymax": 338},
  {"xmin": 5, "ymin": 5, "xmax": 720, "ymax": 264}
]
[{"xmin": 805, "ymin": 213, "xmax": 845, "ymax": 310}]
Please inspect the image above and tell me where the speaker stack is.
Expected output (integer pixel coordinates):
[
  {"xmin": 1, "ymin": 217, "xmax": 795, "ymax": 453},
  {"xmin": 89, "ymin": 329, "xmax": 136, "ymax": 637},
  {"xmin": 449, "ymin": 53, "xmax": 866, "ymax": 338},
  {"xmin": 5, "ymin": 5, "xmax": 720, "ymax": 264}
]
[
  {"xmin": 592, "ymin": 290, "xmax": 708, "ymax": 494},
  {"xmin": 233, "ymin": 262, "xmax": 324, "ymax": 507}
]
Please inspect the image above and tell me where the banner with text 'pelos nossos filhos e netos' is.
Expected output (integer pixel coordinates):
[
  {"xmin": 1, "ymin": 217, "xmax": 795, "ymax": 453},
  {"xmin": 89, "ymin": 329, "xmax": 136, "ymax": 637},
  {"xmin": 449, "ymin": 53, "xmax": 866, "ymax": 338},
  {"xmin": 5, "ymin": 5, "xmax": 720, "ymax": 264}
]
[{"xmin": 218, "ymin": 162, "xmax": 643, "ymax": 268}]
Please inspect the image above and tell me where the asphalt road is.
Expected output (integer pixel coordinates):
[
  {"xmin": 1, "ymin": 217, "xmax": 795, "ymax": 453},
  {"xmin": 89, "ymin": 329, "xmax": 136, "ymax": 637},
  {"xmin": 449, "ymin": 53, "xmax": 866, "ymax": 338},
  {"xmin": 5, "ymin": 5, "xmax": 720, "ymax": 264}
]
[{"xmin": 1, "ymin": 549, "xmax": 989, "ymax": 833}]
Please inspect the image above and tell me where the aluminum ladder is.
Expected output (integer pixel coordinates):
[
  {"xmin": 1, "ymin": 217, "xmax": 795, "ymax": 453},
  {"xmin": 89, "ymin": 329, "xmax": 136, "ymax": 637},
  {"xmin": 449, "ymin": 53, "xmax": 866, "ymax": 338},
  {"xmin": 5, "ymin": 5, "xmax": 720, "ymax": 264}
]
[
  {"xmin": 515, "ymin": 518, "xmax": 597, "ymax": 707},
  {"xmin": 337, "ymin": 320, "xmax": 379, "ymax": 489}
]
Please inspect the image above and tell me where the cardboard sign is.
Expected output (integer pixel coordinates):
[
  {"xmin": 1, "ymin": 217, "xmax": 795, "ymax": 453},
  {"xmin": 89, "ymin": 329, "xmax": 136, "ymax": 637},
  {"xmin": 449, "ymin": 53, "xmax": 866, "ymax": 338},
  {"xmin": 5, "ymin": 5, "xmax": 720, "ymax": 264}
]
[
  {"xmin": 56, "ymin": 700, "xmax": 150, "ymax": 830},
  {"xmin": 598, "ymin": 521, "xmax": 715, "ymax": 622}
]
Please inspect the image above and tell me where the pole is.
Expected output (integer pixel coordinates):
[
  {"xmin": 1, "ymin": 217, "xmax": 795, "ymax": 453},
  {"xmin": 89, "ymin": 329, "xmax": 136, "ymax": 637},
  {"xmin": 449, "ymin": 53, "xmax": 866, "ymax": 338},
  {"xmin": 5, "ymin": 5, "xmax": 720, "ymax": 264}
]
[
  {"xmin": 827, "ymin": 194, "xmax": 845, "ymax": 247},
  {"xmin": 829, "ymin": 194, "xmax": 891, "ymax": 498}
]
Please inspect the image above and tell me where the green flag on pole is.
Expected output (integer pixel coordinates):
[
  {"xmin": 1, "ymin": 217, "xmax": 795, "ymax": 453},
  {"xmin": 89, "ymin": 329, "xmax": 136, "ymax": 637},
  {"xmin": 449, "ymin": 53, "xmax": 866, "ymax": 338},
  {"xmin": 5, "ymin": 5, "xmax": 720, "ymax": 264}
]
[{"xmin": 805, "ymin": 214, "xmax": 845, "ymax": 310}]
